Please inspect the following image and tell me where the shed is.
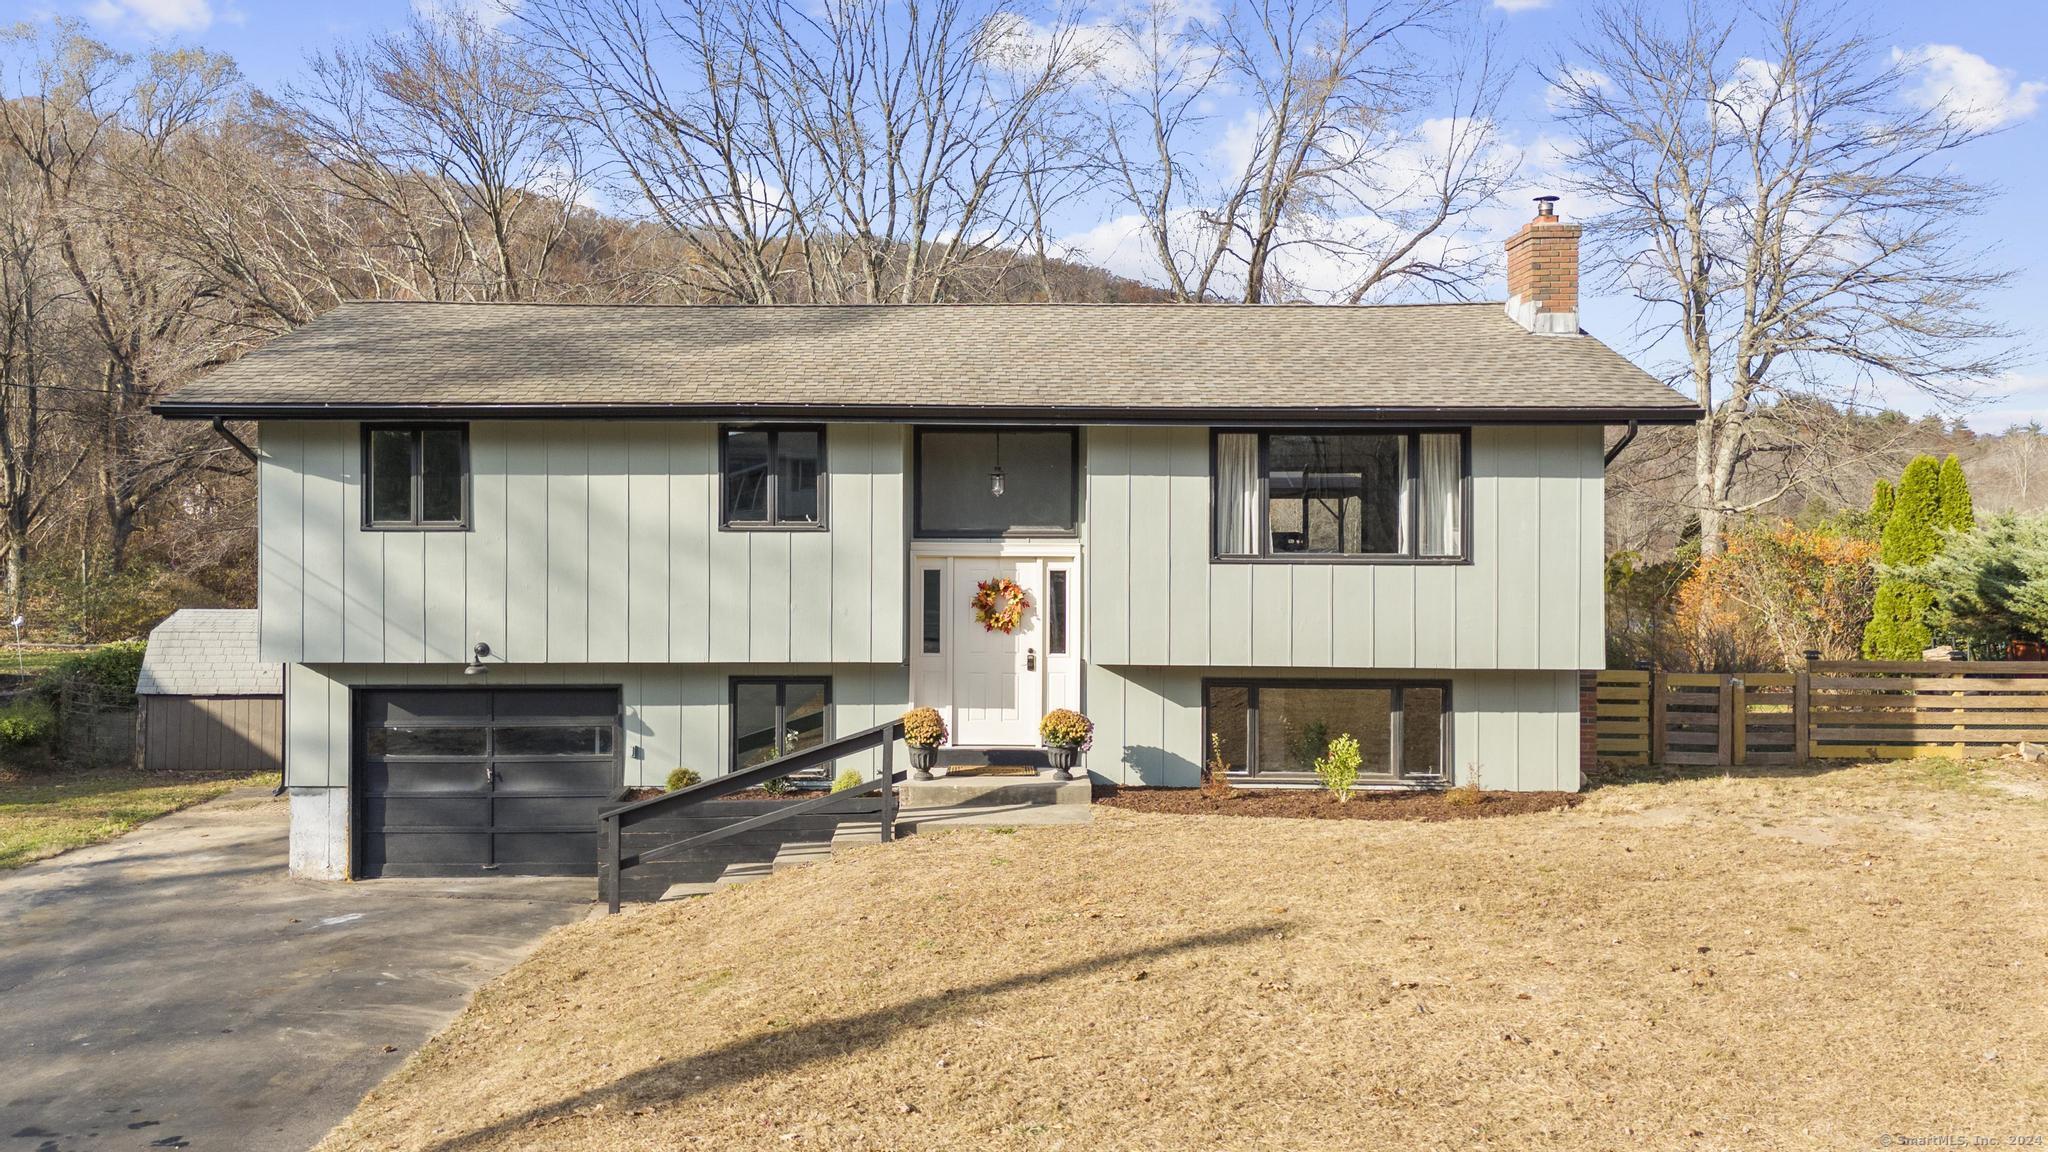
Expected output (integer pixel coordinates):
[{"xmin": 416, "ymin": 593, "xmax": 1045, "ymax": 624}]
[{"xmin": 135, "ymin": 609, "xmax": 283, "ymax": 774}]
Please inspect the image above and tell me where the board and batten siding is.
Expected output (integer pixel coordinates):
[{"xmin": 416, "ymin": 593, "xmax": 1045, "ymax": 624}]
[
  {"xmin": 1085, "ymin": 665, "xmax": 1581, "ymax": 791},
  {"xmin": 283, "ymin": 662, "xmax": 911, "ymax": 789},
  {"xmin": 1082, "ymin": 425, "xmax": 1604, "ymax": 671},
  {"xmin": 258, "ymin": 421, "xmax": 907, "ymax": 667}
]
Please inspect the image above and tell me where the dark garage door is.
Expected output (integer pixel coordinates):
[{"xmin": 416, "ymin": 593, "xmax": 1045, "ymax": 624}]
[{"xmin": 356, "ymin": 688, "xmax": 620, "ymax": 878}]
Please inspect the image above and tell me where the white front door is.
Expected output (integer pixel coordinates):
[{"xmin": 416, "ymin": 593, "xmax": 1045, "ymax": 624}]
[
  {"xmin": 952, "ymin": 558, "xmax": 1041, "ymax": 746},
  {"xmin": 911, "ymin": 552, "xmax": 1079, "ymax": 748}
]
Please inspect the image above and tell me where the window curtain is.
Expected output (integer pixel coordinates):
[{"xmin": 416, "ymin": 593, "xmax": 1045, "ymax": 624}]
[
  {"xmin": 1215, "ymin": 434, "xmax": 1260, "ymax": 554},
  {"xmin": 1419, "ymin": 433, "xmax": 1462, "ymax": 556}
]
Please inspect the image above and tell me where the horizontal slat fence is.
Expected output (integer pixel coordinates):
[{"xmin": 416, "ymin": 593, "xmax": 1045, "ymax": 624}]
[
  {"xmin": 1593, "ymin": 660, "xmax": 2048, "ymax": 768},
  {"xmin": 1593, "ymin": 670, "xmax": 1649, "ymax": 765},
  {"xmin": 1805, "ymin": 660, "xmax": 2048, "ymax": 760}
]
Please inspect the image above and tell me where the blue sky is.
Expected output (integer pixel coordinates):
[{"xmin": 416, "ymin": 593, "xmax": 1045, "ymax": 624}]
[{"xmin": 21, "ymin": 0, "xmax": 2048, "ymax": 430}]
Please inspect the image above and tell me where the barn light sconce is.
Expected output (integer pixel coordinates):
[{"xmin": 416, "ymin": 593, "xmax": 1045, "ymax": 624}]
[
  {"xmin": 464, "ymin": 641, "xmax": 492, "ymax": 676},
  {"xmin": 990, "ymin": 432, "xmax": 1006, "ymax": 498}
]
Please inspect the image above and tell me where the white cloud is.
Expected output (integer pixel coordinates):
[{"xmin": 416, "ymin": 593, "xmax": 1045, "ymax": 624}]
[
  {"xmin": 83, "ymin": 0, "xmax": 211, "ymax": 33},
  {"xmin": 1491, "ymin": 0, "xmax": 1551, "ymax": 11},
  {"xmin": 1893, "ymin": 44, "xmax": 2046, "ymax": 131}
]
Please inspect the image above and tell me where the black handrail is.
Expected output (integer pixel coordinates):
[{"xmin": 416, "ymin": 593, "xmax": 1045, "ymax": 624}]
[{"xmin": 600, "ymin": 718, "xmax": 905, "ymax": 913}]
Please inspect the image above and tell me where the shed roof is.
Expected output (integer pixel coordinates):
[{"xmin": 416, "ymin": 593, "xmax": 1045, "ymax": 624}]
[
  {"xmin": 154, "ymin": 300, "xmax": 1700, "ymax": 424},
  {"xmin": 136, "ymin": 609, "xmax": 281, "ymax": 697}
]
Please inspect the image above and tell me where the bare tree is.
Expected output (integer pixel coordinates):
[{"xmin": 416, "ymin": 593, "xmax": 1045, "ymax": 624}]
[
  {"xmin": 265, "ymin": 9, "xmax": 589, "ymax": 302},
  {"xmin": 1087, "ymin": 0, "xmax": 1515, "ymax": 303},
  {"xmin": 1549, "ymin": 0, "xmax": 2016, "ymax": 554},
  {"xmin": 0, "ymin": 28, "xmax": 246, "ymax": 570}
]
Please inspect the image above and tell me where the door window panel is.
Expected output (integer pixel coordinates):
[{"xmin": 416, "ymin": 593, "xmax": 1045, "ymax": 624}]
[
  {"xmin": 493, "ymin": 726, "xmax": 615, "ymax": 756},
  {"xmin": 366, "ymin": 726, "xmax": 487, "ymax": 757}
]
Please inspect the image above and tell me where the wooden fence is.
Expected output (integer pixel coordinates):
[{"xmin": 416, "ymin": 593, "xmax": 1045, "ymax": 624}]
[{"xmin": 1594, "ymin": 661, "xmax": 2048, "ymax": 766}]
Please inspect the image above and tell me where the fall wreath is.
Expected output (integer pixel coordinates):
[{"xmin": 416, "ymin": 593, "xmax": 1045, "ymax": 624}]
[{"xmin": 971, "ymin": 577, "xmax": 1031, "ymax": 634}]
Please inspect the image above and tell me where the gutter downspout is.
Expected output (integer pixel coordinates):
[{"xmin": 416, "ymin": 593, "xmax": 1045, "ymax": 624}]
[
  {"xmin": 210, "ymin": 417, "xmax": 258, "ymax": 464},
  {"xmin": 1602, "ymin": 420, "xmax": 1639, "ymax": 468}
]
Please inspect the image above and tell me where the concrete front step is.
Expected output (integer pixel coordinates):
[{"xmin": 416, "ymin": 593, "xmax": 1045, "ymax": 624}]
[{"xmin": 899, "ymin": 770, "xmax": 1091, "ymax": 810}]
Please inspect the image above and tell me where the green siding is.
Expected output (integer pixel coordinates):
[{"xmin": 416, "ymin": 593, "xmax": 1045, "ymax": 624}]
[
  {"xmin": 258, "ymin": 422, "xmax": 908, "ymax": 666},
  {"xmin": 283, "ymin": 662, "xmax": 911, "ymax": 788},
  {"xmin": 1082, "ymin": 425, "xmax": 1604, "ymax": 671},
  {"xmin": 1085, "ymin": 665, "xmax": 1581, "ymax": 791}
]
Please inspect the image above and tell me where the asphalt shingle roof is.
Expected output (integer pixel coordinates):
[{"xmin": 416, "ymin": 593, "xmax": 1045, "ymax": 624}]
[
  {"xmin": 136, "ymin": 609, "xmax": 281, "ymax": 697},
  {"xmin": 156, "ymin": 300, "xmax": 1698, "ymax": 421}
]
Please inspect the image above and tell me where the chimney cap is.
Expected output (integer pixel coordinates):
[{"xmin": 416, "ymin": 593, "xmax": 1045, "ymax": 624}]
[{"xmin": 1534, "ymin": 194, "xmax": 1560, "ymax": 219}]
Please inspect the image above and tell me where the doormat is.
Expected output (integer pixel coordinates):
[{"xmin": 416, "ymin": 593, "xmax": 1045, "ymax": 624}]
[{"xmin": 943, "ymin": 765, "xmax": 1041, "ymax": 778}]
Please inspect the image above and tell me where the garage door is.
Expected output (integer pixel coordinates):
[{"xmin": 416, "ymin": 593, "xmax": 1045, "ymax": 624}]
[{"xmin": 356, "ymin": 688, "xmax": 620, "ymax": 878}]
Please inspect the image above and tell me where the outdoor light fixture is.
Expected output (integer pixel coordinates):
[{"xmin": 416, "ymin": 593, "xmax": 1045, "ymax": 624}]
[
  {"xmin": 990, "ymin": 432, "xmax": 1006, "ymax": 498},
  {"xmin": 464, "ymin": 641, "xmax": 491, "ymax": 676}
]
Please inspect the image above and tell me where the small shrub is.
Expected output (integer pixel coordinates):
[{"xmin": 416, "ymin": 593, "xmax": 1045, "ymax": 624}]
[
  {"xmin": 902, "ymin": 706, "xmax": 948, "ymax": 748},
  {"xmin": 1039, "ymin": 708, "xmax": 1093, "ymax": 750},
  {"xmin": 665, "ymin": 767, "xmax": 702, "ymax": 792},
  {"xmin": 1203, "ymin": 732, "xmax": 1233, "ymax": 797},
  {"xmin": 831, "ymin": 768, "xmax": 863, "ymax": 793},
  {"xmin": 1314, "ymin": 733, "xmax": 1361, "ymax": 802},
  {"xmin": 761, "ymin": 776, "xmax": 792, "ymax": 795},
  {"xmin": 1444, "ymin": 762, "xmax": 1483, "ymax": 807},
  {"xmin": 0, "ymin": 697, "xmax": 55, "ymax": 747},
  {"xmin": 35, "ymin": 641, "xmax": 147, "ymax": 707}
]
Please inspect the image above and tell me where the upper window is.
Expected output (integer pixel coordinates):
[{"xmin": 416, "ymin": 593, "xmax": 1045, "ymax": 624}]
[
  {"xmin": 364, "ymin": 425, "xmax": 469, "ymax": 529},
  {"xmin": 722, "ymin": 426, "xmax": 824, "ymax": 529},
  {"xmin": 916, "ymin": 428, "xmax": 1078, "ymax": 538},
  {"xmin": 1213, "ymin": 430, "xmax": 1465, "ymax": 561}
]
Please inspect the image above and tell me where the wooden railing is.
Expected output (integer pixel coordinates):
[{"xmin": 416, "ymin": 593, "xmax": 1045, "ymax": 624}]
[
  {"xmin": 1594, "ymin": 660, "xmax": 2048, "ymax": 768},
  {"xmin": 597, "ymin": 718, "xmax": 906, "ymax": 913}
]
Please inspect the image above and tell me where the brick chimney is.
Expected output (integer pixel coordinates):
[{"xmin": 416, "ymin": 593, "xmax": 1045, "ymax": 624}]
[{"xmin": 1505, "ymin": 195, "xmax": 1581, "ymax": 336}]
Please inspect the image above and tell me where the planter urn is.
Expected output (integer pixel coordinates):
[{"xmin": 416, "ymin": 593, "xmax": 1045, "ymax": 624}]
[
  {"xmin": 908, "ymin": 744, "xmax": 939, "ymax": 780},
  {"xmin": 1046, "ymin": 745, "xmax": 1079, "ymax": 780}
]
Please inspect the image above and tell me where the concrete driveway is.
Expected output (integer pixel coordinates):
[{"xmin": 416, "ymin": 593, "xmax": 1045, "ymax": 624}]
[{"xmin": 0, "ymin": 788, "xmax": 591, "ymax": 1152}]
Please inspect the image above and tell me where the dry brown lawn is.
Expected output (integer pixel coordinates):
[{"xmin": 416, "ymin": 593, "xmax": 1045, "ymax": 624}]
[{"xmin": 319, "ymin": 759, "xmax": 2048, "ymax": 1151}]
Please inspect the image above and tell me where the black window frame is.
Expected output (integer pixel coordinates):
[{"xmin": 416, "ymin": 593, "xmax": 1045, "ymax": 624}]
[
  {"xmin": 913, "ymin": 426, "xmax": 1082, "ymax": 540},
  {"xmin": 719, "ymin": 425, "xmax": 828, "ymax": 531},
  {"xmin": 728, "ymin": 676, "xmax": 834, "ymax": 773},
  {"xmin": 361, "ymin": 423, "xmax": 472, "ymax": 531},
  {"xmin": 1201, "ymin": 677, "xmax": 1452, "ymax": 783},
  {"xmin": 1209, "ymin": 428, "xmax": 1471, "ymax": 564}
]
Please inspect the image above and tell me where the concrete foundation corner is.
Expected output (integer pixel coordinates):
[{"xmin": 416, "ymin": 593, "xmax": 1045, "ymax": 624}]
[{"xmin": 288, "ymin": 786, "xmax": 350, "ymax": 880}]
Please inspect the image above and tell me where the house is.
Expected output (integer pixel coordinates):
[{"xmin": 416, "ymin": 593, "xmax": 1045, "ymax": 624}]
[
  {"xmin": 134, "ymin": 609, "xmax": 284, "ymax": 776},
  {"xmin": 154, "ymin": 200, "xmax": 1699, "ymax": 881}
]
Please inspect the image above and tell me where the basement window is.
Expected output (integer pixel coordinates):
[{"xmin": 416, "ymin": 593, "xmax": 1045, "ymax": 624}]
[
  {"xmin": 364, "ymin": 425, "xmax": 470, "ymax": 529},
  {"xmin": 1204, "ymin": 680, "xmax": 1448, "ymax": 781},
  {"xmin": 731, "ymin": 677, "xmax": 832, "ymax": 773}
]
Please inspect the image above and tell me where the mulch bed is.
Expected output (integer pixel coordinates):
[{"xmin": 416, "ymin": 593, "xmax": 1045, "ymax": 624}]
[{"xmin": 1093, "ymin": 784, "xmax": 1580, "ymax": 821}]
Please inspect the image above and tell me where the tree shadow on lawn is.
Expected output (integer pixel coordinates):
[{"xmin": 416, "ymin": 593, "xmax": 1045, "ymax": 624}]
[{"xmin": 420, "ymin": 920, "xmax": 1290, "ymax": 1152}]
